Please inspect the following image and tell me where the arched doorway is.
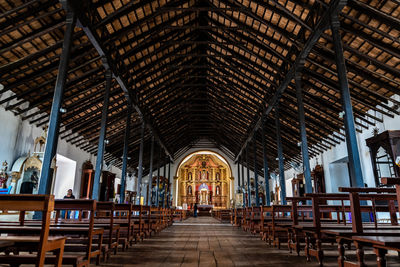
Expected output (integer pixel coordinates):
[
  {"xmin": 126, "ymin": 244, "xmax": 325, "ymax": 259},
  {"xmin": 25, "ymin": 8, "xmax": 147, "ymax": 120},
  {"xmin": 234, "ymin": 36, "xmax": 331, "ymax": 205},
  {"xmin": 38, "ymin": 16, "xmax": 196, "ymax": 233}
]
[{"xmin": 175, "ymin": 151, "xmax": 232, "ymax": 209}]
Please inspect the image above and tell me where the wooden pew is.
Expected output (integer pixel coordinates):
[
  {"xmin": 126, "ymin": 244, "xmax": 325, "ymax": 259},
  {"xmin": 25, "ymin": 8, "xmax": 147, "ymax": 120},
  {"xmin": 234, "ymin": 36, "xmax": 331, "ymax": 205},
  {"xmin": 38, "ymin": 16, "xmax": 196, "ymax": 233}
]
[
  {"xmin": 131, "ymin": 205, "xmax": 145, "ymax": 242},
  {"xmin": 249, "ymin": 207, "xmax": 262, "ymax": 235},
  {"xmin": 233, "ymin": 208, "xmax": 243, "ymax": 227},
  {"xmin": 305, "ymin": 192, "xmax": 399, "ymax": 266},
  {"xmin": 167, "ymin": 208, "xmax": 174, "ymax": 226},
  {"xmin": 173, "ymin": 209, "xmax": 184, "ymax": 222},
  {"xmin": 0, "ymin": 195, "xmax": 66, "ymax": 266},
  {"xmin": 213, "ymin": 209, "xmax": 231, "ymax": 223},
  {"xmin": 262, "ymin": 205, "xmax": 293, "ymax": 248},
  {"xmin": 57, "ymin": 201, "xmax": 120, "ymax": 261},
  {"xmin": 242, "ymin": 208, "xmax": 252, "ymax": 231},
  {"xmin": 93, "ymin": 202, "xmax": 120, "ymax": 260},
  {"xmin": 54, "ymin": 199, "xmax": 104, "ymax": 266},
  {"xmin": 114, "ymin": 203, "xmax": 134, "ymax": 249},
  {"xmin": 0, "ymin": 199, "xmax": 105, "ymax": 266},
  {"xmin": 150, "ymin": 207, "xmax": 161, "ymax": 234},
  {"xmin": 340, "ymin": 183, "xmax": 400, "ymax": 267},
  {"xmin": 141, "ymin": 206, "xmax": 152, "ymax": 237},
  {"xmin": 285, "ymin": 197, "xmax": 314, "ymax": 255}
]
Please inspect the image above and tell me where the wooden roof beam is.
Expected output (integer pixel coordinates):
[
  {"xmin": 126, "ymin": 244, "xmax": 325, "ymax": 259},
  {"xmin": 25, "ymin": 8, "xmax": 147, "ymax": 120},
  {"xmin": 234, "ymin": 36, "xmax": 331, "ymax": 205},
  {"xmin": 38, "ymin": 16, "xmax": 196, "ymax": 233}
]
[
  {"xmin": 235, "ymin": 0, "xmax": 348, "ymax": 162},
  {"xmin": 65, "ymin": 0, "xmax": 173, "ymax": 161}
]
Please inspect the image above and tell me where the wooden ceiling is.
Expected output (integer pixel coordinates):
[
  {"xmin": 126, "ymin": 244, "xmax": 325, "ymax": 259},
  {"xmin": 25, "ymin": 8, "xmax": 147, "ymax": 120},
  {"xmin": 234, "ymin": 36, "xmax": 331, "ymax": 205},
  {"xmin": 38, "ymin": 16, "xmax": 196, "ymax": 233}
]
[{"xmin": 0, "ymin": 0, "xmax": 399, "ymax": 176}]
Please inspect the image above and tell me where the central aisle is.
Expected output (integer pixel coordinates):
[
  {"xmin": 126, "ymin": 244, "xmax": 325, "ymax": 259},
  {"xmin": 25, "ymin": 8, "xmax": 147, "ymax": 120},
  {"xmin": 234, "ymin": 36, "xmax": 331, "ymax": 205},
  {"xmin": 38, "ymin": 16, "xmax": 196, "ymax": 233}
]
[{"xmin": 100, "ymin": 216, "xmax": 342, "ymax": 266}]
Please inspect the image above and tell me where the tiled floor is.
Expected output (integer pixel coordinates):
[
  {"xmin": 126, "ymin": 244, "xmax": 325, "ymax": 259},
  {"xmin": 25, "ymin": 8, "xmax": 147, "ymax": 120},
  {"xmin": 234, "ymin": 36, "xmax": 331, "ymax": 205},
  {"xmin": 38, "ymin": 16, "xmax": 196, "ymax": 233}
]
[{"xmin": 100, "ymin": 217, "xmax": 400, "ymax": 266}]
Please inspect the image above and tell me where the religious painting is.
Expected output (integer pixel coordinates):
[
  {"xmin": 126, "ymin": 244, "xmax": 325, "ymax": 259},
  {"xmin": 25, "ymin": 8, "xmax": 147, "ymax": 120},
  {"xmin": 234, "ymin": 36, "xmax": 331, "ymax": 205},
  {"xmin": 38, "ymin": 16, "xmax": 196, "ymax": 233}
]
[{"xmin": 201, "ymin": 170, "xmax": 208, "ymax": 180}]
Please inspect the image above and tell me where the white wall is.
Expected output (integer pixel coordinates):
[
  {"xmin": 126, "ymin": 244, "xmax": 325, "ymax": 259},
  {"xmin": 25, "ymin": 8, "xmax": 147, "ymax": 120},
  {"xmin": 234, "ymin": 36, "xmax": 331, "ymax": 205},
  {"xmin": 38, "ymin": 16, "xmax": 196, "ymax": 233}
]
[
  {"xmin": 54, "ymin": 154, "xmax": 76, "ymax": 199},
  {"xmin": 0, "ymin": 105, "xmax": 122, "ymax": 198},
  {"xmin": 284, "ymin": 95, "xmax": 400, "ymax": 196}
]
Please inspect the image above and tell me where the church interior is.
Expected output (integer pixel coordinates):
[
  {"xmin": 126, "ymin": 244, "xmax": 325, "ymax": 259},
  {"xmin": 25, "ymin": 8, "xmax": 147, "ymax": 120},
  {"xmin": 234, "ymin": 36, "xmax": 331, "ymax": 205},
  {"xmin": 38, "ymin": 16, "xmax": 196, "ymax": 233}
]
[{"xmin": 0, "ymin": 0, "xmax": 400, "ymax": 266}]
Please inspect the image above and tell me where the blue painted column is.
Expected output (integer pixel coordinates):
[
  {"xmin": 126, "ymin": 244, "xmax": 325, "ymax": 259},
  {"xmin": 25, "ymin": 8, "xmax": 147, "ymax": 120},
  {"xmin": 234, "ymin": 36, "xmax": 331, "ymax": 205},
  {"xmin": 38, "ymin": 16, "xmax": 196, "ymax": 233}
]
[
  {"xmin": 241, "ymin": 158, "xmax": 245, "ymax": 208},
  {"xmin": 147, "ymin": 136, "xmax": 154, "ymax": 206},
  {"xmin": 38, "ymin": 12, "xmax": 76, "ymax": 195},
  {"xmin": 156, "ymin": 144, "xmax": 161, "ymax": 207},
  {"xmin": 167, "ymin": 160, "xmax": 171, "ymax": 208},
  {"xmin": 120, "ymin": 101, "xmax": 132, "ymax": 203},
  {"xmin": 261, "ymin": 120, "xmax": 271, "ymax": 206},
  {"xmin": 136, "ymin": 122, "xmax": 145, "ymax": 204},
  {"xmin": 237, "ymin": 158, "xmax": 241, "ymax": 207},
  {"xmin": 93, "ymin": 66, "xmax": 112, "ymax": 200},
  {"xmin": 331, "ymin": 13, "xmax": 364, "ymax": 188},
  {"xmin": 253, "ymin": 136, "xmax": 260, "ymax": 207},
  {"xmin": 162, "ymin": 156, "xmax": 167, "ymax": 208},
  {"xmin": 275, "ymin": 105, "xmax": 287, "ymax": 205},
  {"xmin": 295, "ymin": 70, "xmax": 313, "ymax": 195},
  {"xmin": 246, "ymin": 146, "xmax": 251, "ymax": 207}
]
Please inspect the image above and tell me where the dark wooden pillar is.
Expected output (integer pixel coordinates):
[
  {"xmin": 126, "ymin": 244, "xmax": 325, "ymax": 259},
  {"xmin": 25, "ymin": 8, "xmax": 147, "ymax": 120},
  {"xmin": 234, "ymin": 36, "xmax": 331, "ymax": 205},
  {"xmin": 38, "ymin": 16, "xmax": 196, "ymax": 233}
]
[
  {"xmin": 295, "ymin": 69, "xmax": 313, "ymax": 194},
  {"xmin": 331, "ymin": 13, "xmax": 364, "ymax": 187},
  {"xmin": 253, "ymin": 136, "xmax": 260, "ymax": 207},
  {"xmin": 119, "ymin": 101, "xmax": 132, "ymax": 203},
  {"xmin": 93, "ymin": 66, "xmax": 112, "ymax": 200},
  {"xmin": 38, "ymin": 12, "xmax": 76, "ymax": 194},
  {"xmin": 261, "ymin": 120, "xmax": 271, "ymax": 206},
  {"xmin": 147, "ymin": 136, "xmax": 154, "ymax": 206},
  {"xmin": 275, "ymin": 105, "xmax": 287, "ymax": 205},
  {"xmin": 136, "ymin": 121, "xmax": 145, "ymax": 204}
]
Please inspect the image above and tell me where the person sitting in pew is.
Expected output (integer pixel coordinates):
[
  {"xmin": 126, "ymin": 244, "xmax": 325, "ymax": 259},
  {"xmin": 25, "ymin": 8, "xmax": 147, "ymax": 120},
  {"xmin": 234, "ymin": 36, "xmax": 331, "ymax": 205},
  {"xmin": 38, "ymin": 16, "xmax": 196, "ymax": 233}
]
[{"xmin": 61, "ymin": 189, "xmax": 75, "ymax": 219}]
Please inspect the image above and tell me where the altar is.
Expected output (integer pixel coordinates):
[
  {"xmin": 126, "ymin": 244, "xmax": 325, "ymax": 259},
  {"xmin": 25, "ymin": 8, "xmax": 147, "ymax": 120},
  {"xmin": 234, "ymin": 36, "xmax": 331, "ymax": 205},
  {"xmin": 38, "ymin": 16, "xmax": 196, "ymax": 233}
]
[{"xmin": 198, "ymin": 204, "xmax": 213, "ymax": 216}]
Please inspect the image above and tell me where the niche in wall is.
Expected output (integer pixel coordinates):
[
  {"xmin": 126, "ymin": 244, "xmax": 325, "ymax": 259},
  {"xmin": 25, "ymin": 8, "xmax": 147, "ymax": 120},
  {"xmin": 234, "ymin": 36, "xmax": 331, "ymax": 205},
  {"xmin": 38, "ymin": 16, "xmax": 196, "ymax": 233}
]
[
  {"xmin": 329, "ymin": 157, "xmax": 351, "ymax": 192},
  {"xmin": 53, "ymin": 154, "xmax": 77, "ymax": 199}
]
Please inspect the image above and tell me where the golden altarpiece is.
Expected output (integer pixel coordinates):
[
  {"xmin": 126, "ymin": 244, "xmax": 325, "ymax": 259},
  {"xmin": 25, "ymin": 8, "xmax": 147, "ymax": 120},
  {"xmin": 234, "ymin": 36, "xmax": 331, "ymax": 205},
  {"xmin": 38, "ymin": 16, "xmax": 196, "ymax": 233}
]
[{"xmin": 177, "ymin": 154, "xmax": 231, "ymax": 209}]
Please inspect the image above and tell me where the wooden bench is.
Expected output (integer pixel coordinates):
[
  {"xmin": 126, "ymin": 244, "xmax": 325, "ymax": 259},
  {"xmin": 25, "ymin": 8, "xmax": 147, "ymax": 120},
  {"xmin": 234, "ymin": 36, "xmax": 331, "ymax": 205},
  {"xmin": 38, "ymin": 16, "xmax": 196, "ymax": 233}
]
[
  {"xmin": 262, "ymin": 205, "xmax": 293, "ymax": 248},
  {"xmin": 305, "ymin": 192, "xmax": 399, "ymax": 266},
  {"xmin": 53, "ymin": 199, "xmax": 103, "ymax": 266},
  {"xmin": 150, "ymin": 207, "xmax": 161, "ymax": 234},
  {"xmin": 94, "ymin": 201, "xmax": 120, "ymax": 260},
  {"xmin": 141, "ymin": 206, "xmax": 152, "ymax": 237},
  {"xmin": 213, "ymin": 209, "xmax": 231, "ymax": 223},
  {"xmin": 131, "ymin": 205, "xmax": 145, "ymax": 242},
  {"xmin": 233, "ymin": 208, "xmax": 243, "ymax": 227},
  {"xmin": 114, "ymin": 203, "xmax": 134, "ymax": 250},
  {"xmin": 338, "ymin": 184, "xmax": 400, "ymax": 267},
  {"xmin": 0, "ymin": 194, "xmax": 66, "ymax": 266}
]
